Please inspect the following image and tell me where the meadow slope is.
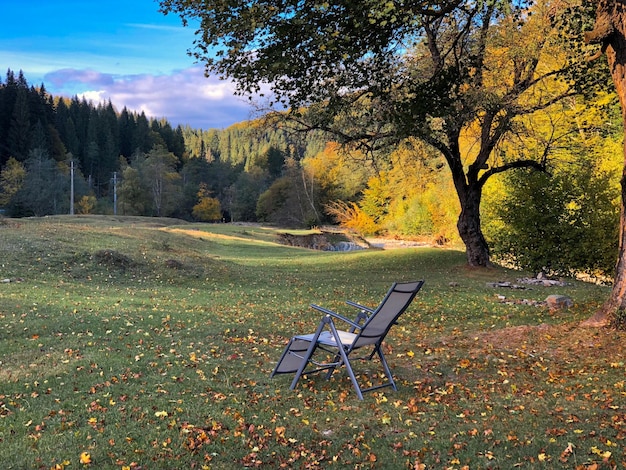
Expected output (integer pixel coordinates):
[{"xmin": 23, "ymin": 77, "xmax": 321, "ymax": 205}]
[{"xmin": 0, "ymin": 216, "xmax": 623, "ymax": 469}]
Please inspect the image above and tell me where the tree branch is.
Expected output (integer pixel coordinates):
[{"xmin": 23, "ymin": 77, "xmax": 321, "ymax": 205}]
[{"xmin": 478, "ymin": 159, "xmax": 547, "ymax": 186}]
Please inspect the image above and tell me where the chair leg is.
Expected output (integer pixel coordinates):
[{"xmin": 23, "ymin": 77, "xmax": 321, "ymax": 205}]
[
  {"xmin": 338, "ymin": 347, "xmax": 363, "ymax": 400},
  {"xmin": 328, "ymin": 321, "xmax": 364, "ymax": 400},
  {"xmin": 376, "ymin": 346, "xmax": 397, "ymax": 391}
]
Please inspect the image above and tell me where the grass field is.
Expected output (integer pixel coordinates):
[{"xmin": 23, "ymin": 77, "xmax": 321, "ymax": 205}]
[{"xmin": 0, "ymin": 215, "xmax": 623, "ymax": 469}]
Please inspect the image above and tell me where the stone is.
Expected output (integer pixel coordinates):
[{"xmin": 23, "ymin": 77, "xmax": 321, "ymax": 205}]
[
  {"xmin": 332, "ymin": 241, "xmax": 364, "ymax": 252},
  {"xmin": 486, "ymin": 281, "xmax": 526, "ymax": 289},
  {"xmin": 545, "ymin": 294, "xmax": 573, "ymax": 310},
  {"xmin": 517, "ymin": 276, "xmax": 568, "ymax": 287}
]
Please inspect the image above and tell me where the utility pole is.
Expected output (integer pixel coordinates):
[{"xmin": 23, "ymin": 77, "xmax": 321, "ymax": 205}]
[
  {"xmin": 70, "ymin": 160, "xmax": 75, "ymax": 215},
  {"xmin": 113, "ymin": 171, "xmax": 118, "ymax": 215}
]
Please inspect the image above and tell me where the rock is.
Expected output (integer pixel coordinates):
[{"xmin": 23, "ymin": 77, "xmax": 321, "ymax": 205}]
[
  {"xmin": 545, "ymin": 295, "xmax": 573, "ymax": 310},
  {"xmin": 517, "ymin": 276, "xmax": 568, "ymax": 287},
  {"xmin": 486, "ymin": 281, "xmax": 526, "ymax": 289},
  {"xmin": 496, "ymin": 295, "xmax": 545, "ymax": 307},
  {"xmin": 331, "ymin": 241, "xmax": 364, "ymax": 252},
  {"xmin": 487, "ymin": 282, "xmax": 508, "ymax": 288}
]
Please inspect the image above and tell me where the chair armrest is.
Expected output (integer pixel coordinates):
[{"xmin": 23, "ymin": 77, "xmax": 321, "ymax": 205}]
[
  {"xmin": 310, "ymin": 304, "xmax": 362, "ymax": 330},
  {"xmin": 345, "ymin": 300, "xmax": 375, "ymax": 314}
]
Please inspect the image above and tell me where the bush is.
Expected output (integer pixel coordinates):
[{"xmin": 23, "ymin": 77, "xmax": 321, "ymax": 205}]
[
  {"xmin": 325, "ymin": 200, "xmax": 380, "ymax": 236},
  {"xmin": 193, "ymin": 196, "xmax": 222, "ymax": 222},
  {"xmin": 486, "ymin": 166, "xmax": 619, "ymax": 278}
]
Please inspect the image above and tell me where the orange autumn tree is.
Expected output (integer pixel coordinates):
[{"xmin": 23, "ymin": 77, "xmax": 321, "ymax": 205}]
[{"xmin": 192, "ymin": 183, "xmax": 222, "ymax": 222}]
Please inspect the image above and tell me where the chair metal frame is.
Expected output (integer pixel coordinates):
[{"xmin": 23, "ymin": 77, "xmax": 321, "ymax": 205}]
[{"xmin": 271, "ymin": 281, "xmax": 424, "ymax": 399}]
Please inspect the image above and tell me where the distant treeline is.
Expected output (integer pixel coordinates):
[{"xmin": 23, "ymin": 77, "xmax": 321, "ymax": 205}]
[
  {"xmin": 0, "ymin": 69, "xmax": 622, "ymax": 278},
  {"xmin": 0, "ymin": 69, "xmax": 329, "ymax": 221}
]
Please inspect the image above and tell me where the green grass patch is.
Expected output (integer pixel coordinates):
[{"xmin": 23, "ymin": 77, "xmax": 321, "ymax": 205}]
[{"xmin": 0, "ymin": 216, "xmax": 623, "ymax": 469}]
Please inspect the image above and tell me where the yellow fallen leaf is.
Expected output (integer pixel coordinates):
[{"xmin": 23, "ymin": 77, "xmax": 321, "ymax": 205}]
[{"xmin": 79, "ymin": 452, "xmax": 92, "ymax": 465}]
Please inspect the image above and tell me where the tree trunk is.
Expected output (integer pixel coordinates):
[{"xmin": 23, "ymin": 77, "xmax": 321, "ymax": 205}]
[
  {"xmin": 456, "ymin": 183, "xmax": 491, "ymax": 267},
  {"xmin": 584, "ymin": 2, "xmax": 626, "ymax": 327},
  {"xmin": 583, "ymin": 168, "xmax": 626, "ymax": 326}
]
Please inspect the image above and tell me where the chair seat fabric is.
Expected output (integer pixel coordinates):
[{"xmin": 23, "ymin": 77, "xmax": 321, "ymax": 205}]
[
  {"xmin": 296, "ymin": 330, "xmax": 358, "ymax": 347},
  {"xmin": 272, "ymin": 338, "xmax": 312, "ymax": 374}
]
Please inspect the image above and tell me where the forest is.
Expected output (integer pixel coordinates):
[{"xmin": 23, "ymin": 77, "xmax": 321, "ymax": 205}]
[
  {"xmin": 0, "ymin": 69, "xmax": 331, "ymax": 222},
  {"xmin": 0, "ymin": 42, "xmax": 623, "ymax": 281}
]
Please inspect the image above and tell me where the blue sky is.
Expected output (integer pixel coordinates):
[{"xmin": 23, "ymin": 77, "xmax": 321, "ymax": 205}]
[{"xmin": 0, "ymin": 0, "xmax": 257, "ymax": 129}]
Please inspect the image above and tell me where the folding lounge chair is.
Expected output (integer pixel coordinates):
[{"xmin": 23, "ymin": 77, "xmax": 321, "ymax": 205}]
[{"xmin": 271, "ymin": 280, "xmax": 424, "ymax": 399}]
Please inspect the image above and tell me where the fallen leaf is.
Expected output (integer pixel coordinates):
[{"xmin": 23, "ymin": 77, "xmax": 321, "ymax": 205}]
[{"xmin": 79, "ymin": 452, "xmax": 92, "ymax": 465}]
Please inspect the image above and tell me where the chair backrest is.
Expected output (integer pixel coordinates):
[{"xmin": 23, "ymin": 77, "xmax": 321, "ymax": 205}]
[{"xmin": 353, "ymin": 280, "xmax": 424, "ymax": 348}]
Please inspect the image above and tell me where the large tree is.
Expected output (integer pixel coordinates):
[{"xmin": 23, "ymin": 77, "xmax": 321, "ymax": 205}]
[
  {"xmin": 159, "ymin": 0, "xmax": 586, "ymax": 266},
  {"xmin": 583, "ymin": 0, "xmax": 626, "ymax": 327}
]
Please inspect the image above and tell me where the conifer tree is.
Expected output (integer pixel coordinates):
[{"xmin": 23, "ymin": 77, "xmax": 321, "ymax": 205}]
[{"xmin": 8, "ymin": 87, "xmax": 31, "ymax": 161}]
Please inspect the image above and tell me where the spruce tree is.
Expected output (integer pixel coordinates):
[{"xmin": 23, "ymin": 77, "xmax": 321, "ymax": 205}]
[{"xmin": 7, "ymin": 88, "xmax": 31, "ymax": 161}]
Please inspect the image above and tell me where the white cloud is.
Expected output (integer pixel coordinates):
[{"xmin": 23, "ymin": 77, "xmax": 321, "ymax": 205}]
[
  {"xmin": 45, "ymin": 69, "xmax": 115, "ymax": 88},
  {"xmin": 47, "ymin": 66, "xmax": 260, "ymax": 129}
]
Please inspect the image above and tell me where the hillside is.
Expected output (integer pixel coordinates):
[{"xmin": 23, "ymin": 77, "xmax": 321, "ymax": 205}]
[{"xmin": 0, "ymin": 215, "xmax": 622, "ymax": 469}]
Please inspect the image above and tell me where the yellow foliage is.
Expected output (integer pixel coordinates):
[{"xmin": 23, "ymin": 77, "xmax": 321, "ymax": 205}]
[
  {"xmin": 325, "ymin": 200, "xmax": 379, "ymax": 236},
  {"xmin": 0, "ymin": 157, "xmax": 26, "ymax": 206},
  {"xmin": 303, "ymin": 142, "xmax": 372, "ymax": 200},
  {"xmin": 358, "ymin": 141, "xmax": 460, "ymax": 244},
  {"xmin": 193, "ymin": 196, "xmax": 222, "ymax": 222},
  {"xmin": 77, "ymin": 195, "xmax": 97, "ymax": 214},
  {"xmin": 193, "ymin": 182, "xmax": 222, "ymax": 221}
]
